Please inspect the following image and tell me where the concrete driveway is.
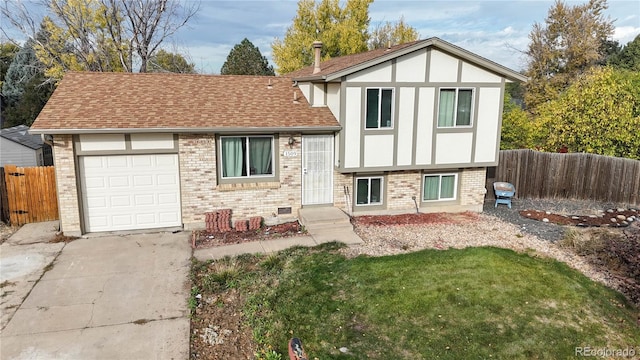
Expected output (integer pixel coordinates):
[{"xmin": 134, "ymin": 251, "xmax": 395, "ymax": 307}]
[{"xmin": 1, "ymin": 225, "xmax": 192, "ymax": 359}]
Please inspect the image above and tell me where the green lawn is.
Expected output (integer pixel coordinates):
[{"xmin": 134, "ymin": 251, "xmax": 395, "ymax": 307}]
[{"xmin": 191, "ymin": 243, "xmax": 640, "ymax": 359}]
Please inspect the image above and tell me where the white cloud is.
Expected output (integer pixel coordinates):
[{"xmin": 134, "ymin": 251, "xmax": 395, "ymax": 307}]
[{"xmin": 613, "ymin": 26, "xmax": 640, "ymax": 45}]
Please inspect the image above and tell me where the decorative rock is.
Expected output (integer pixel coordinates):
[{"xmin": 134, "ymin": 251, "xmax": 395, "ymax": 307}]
[
  {"xmin": 542, "ymin": 218, "xmax": 549, "ymax": 223},
  {"xmin": 617, "ymin": 208, "xmax": 625, "ymax": 212},
  {"xmin": 622, "ymin": 221, "xmax": 629, "ymax": 226},
  {"xmin": 607, "ymin": 209, "xmax": 614, "ymax": 213},
  {"xmin": 610, "ymin": 218, "xmax": 617, "ymax": 223},
  {"xmin": 545, "ymin": 211, "xmax": 551, "ymax": 215},
  {"xmin": 577, "ymin": 223, "xmax": 588, "ymax": 227},
  {"xmin": 627, "ymin": 217, "xmax": 635, "ymax": 222},
  {"xmin": 617, "ymin": 214, "xmax": 627, "ymax": 220},
  {"xmin": 589, "ymin": 215, "xmax": 597, "ymax": 218},
  {"xmin": 339, "ymin": 347, "xmax": 349, "ymax": 353},
  {"xmin": 571, "ymin": 216, "xmax": 580, "ymax": 220}
]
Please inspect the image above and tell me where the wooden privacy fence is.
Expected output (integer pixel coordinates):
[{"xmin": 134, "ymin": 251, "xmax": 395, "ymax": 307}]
[
  {"xmin": 0, "ymin": 165, "xmax": 59, "ymax": 225},
  {"xmin": 486, "ymin": 149, "xmax": 640, "ymax": 206}
]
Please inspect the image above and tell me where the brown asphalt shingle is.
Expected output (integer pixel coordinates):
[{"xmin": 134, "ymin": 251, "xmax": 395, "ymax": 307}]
[
  {"xmin": 30, "ymin": 72, "xmax": 340, "ymax": 132},
  {"xmin": 286, "ymin": 40, "xmax": 423, "ymax": 79}
]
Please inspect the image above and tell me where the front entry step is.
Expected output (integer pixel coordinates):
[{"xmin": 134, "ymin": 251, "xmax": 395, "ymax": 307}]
[{"xmin": 298, "ymin": 207, "xmax": 363, "ymax": 245}]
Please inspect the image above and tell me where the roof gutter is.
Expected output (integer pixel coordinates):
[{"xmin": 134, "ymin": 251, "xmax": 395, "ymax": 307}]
[{"xmin": 28, "ymin": 125, "xmax": 343, "ymax": 135}]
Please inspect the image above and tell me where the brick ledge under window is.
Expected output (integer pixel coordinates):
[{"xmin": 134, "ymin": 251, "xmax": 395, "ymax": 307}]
[{"xmin": 216, "ymin": 182, "xmax": 280, "ymax": 191}]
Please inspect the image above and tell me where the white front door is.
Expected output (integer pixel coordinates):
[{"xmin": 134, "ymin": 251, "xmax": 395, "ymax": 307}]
[
  {"xmin": 79, "ymin": 154, "xmax": 182, "ymax": 232},
  {"xmin": 302, "ymin": 135, "xmax": 334, "ymax": 205}
]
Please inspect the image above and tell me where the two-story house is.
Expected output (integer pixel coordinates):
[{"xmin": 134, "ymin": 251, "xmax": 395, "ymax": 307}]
[{"xmin": 30, "ymin": 37, "xmax": 526, "ymax": 236}]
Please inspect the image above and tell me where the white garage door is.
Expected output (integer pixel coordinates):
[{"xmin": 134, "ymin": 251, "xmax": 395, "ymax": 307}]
[{"xmin": 80, "ymin": 154, "xmax": 181, "ymax": 232}]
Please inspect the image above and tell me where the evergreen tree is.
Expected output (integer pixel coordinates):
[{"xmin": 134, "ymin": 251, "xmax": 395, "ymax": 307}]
[
  {"xmin": 1, "ymin": 41, "xmax": 54, "ymax": 128},
  {"xmin": 1, "ymin": 43, "xmax": 20, "ymax": 89},
  {"xmin": 220, "ymin": 38, "xmax": 274, "ymax": 76},
  {"xmin": 608, "ymin": 35, "xmax": 640, "ymax": 71}
]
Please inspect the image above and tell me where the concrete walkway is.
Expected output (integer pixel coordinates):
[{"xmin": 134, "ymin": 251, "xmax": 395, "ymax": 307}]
[{"xmin": 1, "ymin": 225, "xmax": 191, "ymax": 360}]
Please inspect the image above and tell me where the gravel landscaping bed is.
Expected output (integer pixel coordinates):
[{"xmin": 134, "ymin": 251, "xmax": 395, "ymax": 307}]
[{"xmin": 482, "ymin": 198, "xmax": 634, "ymax": 242}]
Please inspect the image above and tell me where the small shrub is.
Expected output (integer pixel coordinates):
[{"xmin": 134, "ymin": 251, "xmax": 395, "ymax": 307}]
[
  {"xmin": 260, "ymin": 253, "xmax": 284, "ymax": 273},
  {"xmin": 203, "ymin": 261, "xmax": 243, "ymax": 292}
]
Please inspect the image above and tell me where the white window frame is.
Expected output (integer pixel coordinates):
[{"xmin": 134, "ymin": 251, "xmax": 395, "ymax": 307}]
[
  {"xmin": 219, "ymin": 135, "xmax": 275, "ymax": 179},
  {"xmin": 355, "ymin": 176, "xmax": 384, "ymax": 206},
  {"xmin": 437, "ymin": 88, "xmax": 474, "ymax": 128},
  {"xmin": 422, "ymin": 173, "xmax": 458, "ymax": 202},
  {"xmin": 365, "ymin": 87, "xmax": 394, "ymax": 129}
]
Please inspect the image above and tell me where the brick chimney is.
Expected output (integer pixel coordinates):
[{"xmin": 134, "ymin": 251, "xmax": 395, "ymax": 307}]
[{"xmin": 312, "ymin": 41, "xmax": 322, "ymax": 74}]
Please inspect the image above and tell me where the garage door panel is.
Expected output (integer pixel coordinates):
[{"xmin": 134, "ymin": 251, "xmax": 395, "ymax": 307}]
[
  {"xmin": 80, "ymin": 155, "xmax": 181, "ymax": 232},
  {"xmin": 84, "ymin": 177, "xmax": 106, "ymax": 189},
  {"xmin": 135, "ymin": 213, "xmax": 156, "ymax": 225},
  {"xmin": 134, "ymin": 194, "xmax": 155, "ymax": 206},
  {"xmin": 108, "ymin": 176, "xmax": 131, "ymax": 188},
  {"xmin": 157, "ymin": 174, "xmax": 177, "ymax": 186},
  {"xmin": 133, "ymin": 175, "xmax": 153, "ymax": 186},
  {"xmin": 86, "ymin": 197, "xmax": 107, "ymax": 208},
  {"xmin": 132, "ymin": 155, "xmax": 153, "ymax": 167},
  {"xmin": 107, "ymin": 156, "xmax": 128, "ymax": 168},
  {"xmin": 159, "ymin": 212, "xmax": 179, "ymax": 222},
  {"xmin": 110, "ymin": 195, "xmax": 131, "ymax": 207},
  {"xmin": 158, "ymin": 193, "xmax": 179, "ymax": 205},
  {"xmin": 112, "ymin": 214, "xmax": 134, "ymax": 227}
]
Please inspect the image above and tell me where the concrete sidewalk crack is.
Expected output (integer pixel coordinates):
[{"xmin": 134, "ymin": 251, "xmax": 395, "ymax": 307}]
[{"xmin": 84, "ymin": 276, "xmax": 110, "ymax": 329}]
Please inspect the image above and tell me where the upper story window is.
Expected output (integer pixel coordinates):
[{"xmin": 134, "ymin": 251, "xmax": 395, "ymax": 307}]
[
  {"xmin": 437, "ymin": 88, "xmax": 473, "ymax": 127},
  {"xmin": 366, "ymin": 88, "xmax": 393, "ymax": 129},
  {"xmin": 220, "ymin": 136, "xmax": 274, "ymax": 178}
]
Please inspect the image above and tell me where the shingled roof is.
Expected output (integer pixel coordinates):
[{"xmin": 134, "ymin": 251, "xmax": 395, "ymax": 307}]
[
  {"xmin": 30, "ymin": 72, "xmax": 340, "ymax": 134},
  {"xmin": 0, "ymin": 125, "xmax": 45, "ymax": 150},
  {"xmin": 287, "ymin": 37, "xmax": 527, "ymax": 83}
]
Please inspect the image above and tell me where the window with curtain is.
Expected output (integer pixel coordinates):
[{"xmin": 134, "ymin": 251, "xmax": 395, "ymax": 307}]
[
  {"xmin": 437, "ymin": 88, "xmax": 473, "ymax": 127},
  {"xmin": 220, "ymin": 136, "xmax": 273, "ymax": 178},
  {"xmin": 423, "ymin": 174, "xmax": 457, "ymax": 201},
  {"xmin": 365, "ymin": 88, "xmax": 394, "ymax": 129},
  {"xmin": 356, "ymin": 177, "xmax": 383, "ymax": 205}
]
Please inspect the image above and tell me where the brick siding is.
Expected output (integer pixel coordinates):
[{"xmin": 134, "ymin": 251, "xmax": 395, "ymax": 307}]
[
  {"xmin": 179, "ymin": 133, "xmax": 302, "ymax": 229},
  {"xmin": 52, "ymin": 135, "xmax": 82, "ymax": 236}
]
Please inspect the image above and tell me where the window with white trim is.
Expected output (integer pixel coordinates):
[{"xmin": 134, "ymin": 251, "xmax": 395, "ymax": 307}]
[
  {"xmin": 356, "ymin": 177, "xmax": 383, "ymax": 205},
  {"xmin": 220, "ymin": 136, "xmax": 274, "ymax": 178},
  {"xmin": 437, "ymin": 88, "xmax": 473, "ymax": 127},
  {"xmin": 365, "ymin": 88, "xmax": 394, "ymax": 129},
  {"xmin": 423, "ymin": 174, "xmax": 457, "ymax": 201}
]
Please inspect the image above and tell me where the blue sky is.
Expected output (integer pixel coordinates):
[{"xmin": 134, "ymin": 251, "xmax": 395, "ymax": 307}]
[
  {"xmin": 180, "ymin": 0, "xmax": 639, "ymax": 74},
  {"xmin": 4, "ymin": 0, "xmax": 639, "ymax": 74}
]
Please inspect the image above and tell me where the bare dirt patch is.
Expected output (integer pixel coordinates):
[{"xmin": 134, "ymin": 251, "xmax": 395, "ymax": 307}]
[
  {"xmin": 190, "ymin": 289, "xmax": 255, "ymax": 359},
  {"xmin": 192, "ymin": 221, "xmax": 304, "ymax": 249}
]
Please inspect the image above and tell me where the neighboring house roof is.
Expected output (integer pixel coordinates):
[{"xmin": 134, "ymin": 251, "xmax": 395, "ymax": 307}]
[
  {"xmin": 287, "ymin": 37, "xmax": 528, "ymax": 83},
  {"xmin": 30, "ymin": 72, "xmax": 340, "ymax": 134},
  {"xmin": 0, "ymin": 125, "xmax": 44, "ymax": 150}
]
